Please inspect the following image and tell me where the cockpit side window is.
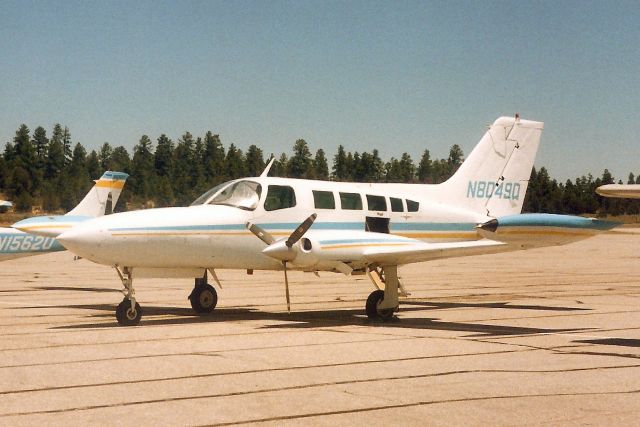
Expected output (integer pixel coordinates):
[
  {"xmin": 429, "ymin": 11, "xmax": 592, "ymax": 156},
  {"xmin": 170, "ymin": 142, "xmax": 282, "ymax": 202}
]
[
  {"xmin": 264, "ymin": 185, "xmax": 297, "ymax": 211},
  {"xmin": 206, "ymin": 180, "xmax": 262, "ymax": 210}
]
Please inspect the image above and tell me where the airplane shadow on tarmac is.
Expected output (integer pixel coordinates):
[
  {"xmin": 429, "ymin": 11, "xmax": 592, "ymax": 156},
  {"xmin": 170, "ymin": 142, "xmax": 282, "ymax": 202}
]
[{"xmin": 33, "ymin": 298, "xmax": 594, "ymax": 338}]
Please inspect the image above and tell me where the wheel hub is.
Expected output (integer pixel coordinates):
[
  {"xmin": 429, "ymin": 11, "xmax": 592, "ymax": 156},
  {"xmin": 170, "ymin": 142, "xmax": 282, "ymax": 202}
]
[{"xmin": 199, "ymin": 291, "xmax": 213, "ymax": 307}]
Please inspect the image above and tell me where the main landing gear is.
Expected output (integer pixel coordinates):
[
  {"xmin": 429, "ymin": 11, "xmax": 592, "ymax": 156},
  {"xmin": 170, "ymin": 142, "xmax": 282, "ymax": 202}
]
[
  {"xmin": 188, "ymin": 276, "xmax": 218, "ymax": 313},
  {"xmin": 115, "ymin": 267, "xmax": 142, "ymax": 326},
  {"xmin": 365, "ymin": 265, "xmax": 403, "ymax": 321}
]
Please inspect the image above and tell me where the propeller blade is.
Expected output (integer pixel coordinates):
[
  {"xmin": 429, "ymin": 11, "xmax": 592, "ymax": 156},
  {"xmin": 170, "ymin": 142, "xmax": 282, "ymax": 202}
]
[
  {"xmin": 246, "ymin": 222, "xmax": 275, "ymax": 245},
  {"xmin": 283, "ymin": 262, "xmax": 291, "ymax": 313},
  {"xmin": 286, "ymin": 213, "xmax": 317, "ymax": 248}
]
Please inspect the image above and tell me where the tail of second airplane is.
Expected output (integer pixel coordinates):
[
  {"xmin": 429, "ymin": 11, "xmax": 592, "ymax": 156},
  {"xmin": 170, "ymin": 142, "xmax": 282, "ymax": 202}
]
[
  {"xmin": 436, "ymin": 115, "xmax": 543, "ymax": 218},
  {"xmin": 13, "ymin": 171, "xmax": 129, "ymax": 237},
  {"xmin": 67, "ymin": 171, "xmax": 129, "ymax": 217}
]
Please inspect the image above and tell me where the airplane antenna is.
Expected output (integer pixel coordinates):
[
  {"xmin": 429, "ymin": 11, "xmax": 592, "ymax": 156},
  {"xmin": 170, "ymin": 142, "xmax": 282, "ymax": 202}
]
[{"xmin": 260, "ymin": 157, "xmax": 276, "ymax": 177}]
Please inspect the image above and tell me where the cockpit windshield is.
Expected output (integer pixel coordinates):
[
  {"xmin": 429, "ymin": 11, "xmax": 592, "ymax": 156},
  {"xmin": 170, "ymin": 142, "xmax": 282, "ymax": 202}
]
[
  {"xmin": 190, "ymin": 182, "xmax": 227, "ymax": 206},
  {"xmin": 191, "ymin": 180, "xmax": 262, "ymax": 211}
]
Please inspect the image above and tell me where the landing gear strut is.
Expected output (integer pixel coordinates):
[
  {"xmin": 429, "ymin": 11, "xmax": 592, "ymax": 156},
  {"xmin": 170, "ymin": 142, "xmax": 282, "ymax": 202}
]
[
  {"xmin": 115, "ymin": 267, "xmax": 142, "ymax": 326},
  {"xmin": 188, "ymin": 274, "xmax": 218, "ymax": 314},
  {"xmin": 365, "ymin": 265, "xmax": 400, "ymax": 321}
]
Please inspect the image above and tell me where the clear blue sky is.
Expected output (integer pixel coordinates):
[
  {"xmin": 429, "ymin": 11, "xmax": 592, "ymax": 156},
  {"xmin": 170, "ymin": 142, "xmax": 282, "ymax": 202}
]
[{"xmin": 1, "ymin": 0, "xmax": 638, "ymax": 182}]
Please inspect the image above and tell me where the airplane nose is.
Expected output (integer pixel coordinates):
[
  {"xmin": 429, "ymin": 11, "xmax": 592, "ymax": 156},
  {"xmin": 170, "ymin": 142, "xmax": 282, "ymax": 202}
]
[{"xmin": 57, "ymin": 227, "xmax": 104, "ymax": 256}]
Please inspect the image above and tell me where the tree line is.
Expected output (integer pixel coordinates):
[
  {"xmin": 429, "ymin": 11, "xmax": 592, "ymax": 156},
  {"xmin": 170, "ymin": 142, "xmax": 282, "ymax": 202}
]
[{"xmin": 1, "ymin": 123, "xmax": 638, "ymax": 216}]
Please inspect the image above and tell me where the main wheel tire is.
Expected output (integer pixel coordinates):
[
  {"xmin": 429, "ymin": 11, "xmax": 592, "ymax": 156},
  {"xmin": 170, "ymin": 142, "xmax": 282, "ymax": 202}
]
[
  {"xmin": 116, "ymin": 299, "xmax": 142, "ymax": 326},
  {"xmin": 365, "ymin": 290, "xmax": 385, "ymax": 319},
  {"xmin": 190, "ymin": 284, "xmax": 218, "ymax": 313},
  {"xmin": 378, "ymin": 307, "xmax": 396, "ymax": 321}
]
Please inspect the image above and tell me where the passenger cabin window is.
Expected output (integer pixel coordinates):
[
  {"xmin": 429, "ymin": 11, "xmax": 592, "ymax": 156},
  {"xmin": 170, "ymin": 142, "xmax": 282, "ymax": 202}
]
[
  {"xmin": 366, "ymin": 195, "xmax": 387, "ymax": 211},
  {"xmin": 390, "ymin": 197, "xmax": 404, "ymax": 212},
  {"xmin": 313, "ymin": 190, "xmax": 335, "ymax": 209},
  {"xmin": 407, "ymin": 199, "xmax": 419, "ymax": 212},
  {"xmin": 264, "ymin": 185, "xmax": 297, "ymax": 211},
  {"xmin": 340, "ymin": 192, "xmax": 362, "ymax": 210}
]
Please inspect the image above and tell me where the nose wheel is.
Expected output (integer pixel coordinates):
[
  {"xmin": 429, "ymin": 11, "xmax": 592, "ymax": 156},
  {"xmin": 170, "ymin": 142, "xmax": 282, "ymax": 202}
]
[
  {"xmin": 116, "ymin": 299, "xmax": 142, "ymax": 326},
  {"xmin": 114, "ymin": 266, "xmax": 142, "ymax": 326}
]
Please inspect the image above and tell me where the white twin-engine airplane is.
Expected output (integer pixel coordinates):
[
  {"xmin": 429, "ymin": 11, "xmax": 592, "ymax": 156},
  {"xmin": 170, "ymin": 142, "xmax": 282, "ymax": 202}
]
[
  {"xmin": 4, "ymin": 171, "xmax": 128, "ymax": 261},
  {"xmin": 51, "ymin": 116, "xmax": 618, "ymax": 326}
]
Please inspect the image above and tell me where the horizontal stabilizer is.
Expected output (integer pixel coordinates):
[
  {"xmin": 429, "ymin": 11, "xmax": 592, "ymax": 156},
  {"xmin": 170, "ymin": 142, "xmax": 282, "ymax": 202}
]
[{"xmin": 477, "ymin": 213, "xmax": 620, "ymax": 247}]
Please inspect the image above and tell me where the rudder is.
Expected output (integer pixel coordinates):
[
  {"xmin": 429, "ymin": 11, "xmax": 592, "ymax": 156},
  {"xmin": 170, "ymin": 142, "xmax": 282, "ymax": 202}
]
[{"xmin": 439, "ymin": 116, "xmax": 543, "ymax": 217}]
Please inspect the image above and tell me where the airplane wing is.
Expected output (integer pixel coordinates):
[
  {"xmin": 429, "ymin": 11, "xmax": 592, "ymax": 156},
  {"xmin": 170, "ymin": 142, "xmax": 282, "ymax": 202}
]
[
  {"xmin": 596, "ymin": 184, "xmax": 640, "ymax": 199},
  {"xmin": 263, "ymin": 229, "xmax": 508, "ymax": 269},
  {"xmin": 362, "ymin": 239, "xmax": 507, "ymax": 265}
]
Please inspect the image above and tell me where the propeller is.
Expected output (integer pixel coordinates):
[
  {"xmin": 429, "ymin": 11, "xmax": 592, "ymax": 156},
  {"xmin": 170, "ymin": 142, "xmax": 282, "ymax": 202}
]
[
  {"xmin": 286, "ymin": 213, "xmax": 317, "ymax": 247},
  {"xmin": 246, "ymin": 222, "xmax": 275, "ymax": 245},
  {"xmin": 246, "ymin": 213, "xmax": 317, "ymax": 313}
]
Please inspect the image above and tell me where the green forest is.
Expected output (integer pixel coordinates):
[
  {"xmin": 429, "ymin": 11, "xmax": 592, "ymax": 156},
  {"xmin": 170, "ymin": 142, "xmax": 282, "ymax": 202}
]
[{"xmin": 1, "ymin": 123, "xmax": 639, "ymax": 216}]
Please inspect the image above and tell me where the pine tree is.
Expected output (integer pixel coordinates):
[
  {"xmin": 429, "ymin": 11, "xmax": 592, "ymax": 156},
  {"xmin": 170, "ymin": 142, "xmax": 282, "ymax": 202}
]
[
  {"xmin": 203, "ymin": 132, "xmax": 225, "ymax": 184},
  {"xmin": 173, "ymin": 132, "xmax": 196, "ymax": 205},
  {"xmin": 332, "ymin": 145, "xmax": 348, "ymax": 180},
  {"xmin": 225, "ymin": 143, "xmax": 247, "ymax": 179},
  {"xmin": 86, "ymin": 150, "xmax": 101, "ymax": 179},
  {"xmin": 192, "ymin": 137, "xmax": 206, "ymax": 194},
  {"xmin": 62, "ymin": 126, "xmax": 72, "ymax": 167},
  {"xmin": 154, "ymin": 134, "xmax": 174, "ymax": 178},
  {"xmin": 313, "ymin": 149, "xmax": 329, "ymax": 180},
  {"xmin": 67, "ymin": 143, "xmax": 91, "ymax": 208},
  {"xmin": 399, "ymin": 152, "xmax": 416, "ymax": 183},
  {"xmin": 246, "ymin": 144, "xmax": 265, "ymax": 177},
  {"xmin": 9, "ymin": 125, "xmax": 37, "ymax": 201},
  {"xmin": 417, "ymin": 149, "xmax": 432, "ymax": 182},
  {"xmin": 272, "ymin": 153, "xmax": 288, "ymax": 177},
  {"xmin": 110, "ymin": 146, "xmax": 131, "ymax": 173},
  {"xmin": 447, "ymin": 144, "xmax": 464, "ymax": 176},
  {"xmin": 32, "ymin": 126, "xmax": 49, "ymax": 167},
  {"xmin": 132, "ymin": 135, "xmax": 155, "ymax": 202},
  {"xmin": 46, "ymin": 124, "xmax": 65, "ymax": 180},
  {"xmin": 288, "ymin": 139, "xmax": 312, "ymax": 178}
]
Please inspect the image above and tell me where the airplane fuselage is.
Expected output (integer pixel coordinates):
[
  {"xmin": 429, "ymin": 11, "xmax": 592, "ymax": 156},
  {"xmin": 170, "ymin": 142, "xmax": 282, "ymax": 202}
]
[{"xmin": 58, "ymin": 177, "xmax": 494, "ymax": 273}]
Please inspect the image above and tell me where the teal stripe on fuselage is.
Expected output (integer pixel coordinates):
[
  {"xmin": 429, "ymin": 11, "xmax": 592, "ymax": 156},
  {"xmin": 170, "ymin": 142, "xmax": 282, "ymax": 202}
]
[
  {"xmin": 14, "ymin": 215, "xmax": 92, "ymax": 226},
  {"xmin": 109, "ymin": 221, "xmax": 476, "ymax": 233},
  {"xmin": 391, "ymin": 222, "xmax": 477, "ymax": 231}
]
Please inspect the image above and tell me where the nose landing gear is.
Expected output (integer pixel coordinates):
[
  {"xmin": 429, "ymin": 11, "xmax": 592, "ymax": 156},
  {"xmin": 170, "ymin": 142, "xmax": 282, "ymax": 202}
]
[{"xmin": 114, "ymin": 266, "xmax": 142, "ymax": 326}]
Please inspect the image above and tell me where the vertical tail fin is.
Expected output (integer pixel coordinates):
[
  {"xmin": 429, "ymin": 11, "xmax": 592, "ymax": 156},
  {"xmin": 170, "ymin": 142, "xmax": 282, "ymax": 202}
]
[
  {"xmin": 439, "ymin": 116, "xmax": 543, "ymax": 217},
  {"xmin": 66, "ymin": 171, "xmax": 129, "ymax": 217}
]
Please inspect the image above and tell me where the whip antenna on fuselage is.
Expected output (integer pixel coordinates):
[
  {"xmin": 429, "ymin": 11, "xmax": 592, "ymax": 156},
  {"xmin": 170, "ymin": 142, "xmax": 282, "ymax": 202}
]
[{"xmin": 260, "ymin": 157, "xmax": 276, "ymax": 177}]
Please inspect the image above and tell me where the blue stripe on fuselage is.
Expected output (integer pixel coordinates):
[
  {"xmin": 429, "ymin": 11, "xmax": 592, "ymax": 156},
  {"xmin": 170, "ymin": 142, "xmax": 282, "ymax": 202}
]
[{"xmin": 108, "ymin": 221, "xmax": 477, "ymax": 233}]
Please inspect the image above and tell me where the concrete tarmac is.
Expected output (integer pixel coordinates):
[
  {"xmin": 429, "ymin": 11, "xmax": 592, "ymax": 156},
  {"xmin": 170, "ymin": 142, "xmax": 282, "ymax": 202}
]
[{"xmin": 0, "ymin": 232, "xmax": 639, "ymax": 426}]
